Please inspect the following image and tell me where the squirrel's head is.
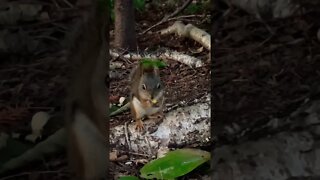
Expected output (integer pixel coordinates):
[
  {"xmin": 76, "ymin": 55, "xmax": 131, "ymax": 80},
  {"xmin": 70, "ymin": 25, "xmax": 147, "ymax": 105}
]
[{"xmin": 138, "ymin": 67, "xmax": 164, "ymax": 105}]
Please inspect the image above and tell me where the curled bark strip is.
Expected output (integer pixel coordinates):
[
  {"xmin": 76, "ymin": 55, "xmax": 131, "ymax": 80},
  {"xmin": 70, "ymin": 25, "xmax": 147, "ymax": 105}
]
[{"xmin": 161, "ymin": 21, "xmax": 211, "ymax": 51}]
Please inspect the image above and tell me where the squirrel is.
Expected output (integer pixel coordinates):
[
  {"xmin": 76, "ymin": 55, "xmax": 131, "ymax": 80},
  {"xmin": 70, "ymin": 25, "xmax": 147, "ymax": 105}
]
[{"xmin": 129, "ymin": 61, "xmax": 165, "ymax": 131}]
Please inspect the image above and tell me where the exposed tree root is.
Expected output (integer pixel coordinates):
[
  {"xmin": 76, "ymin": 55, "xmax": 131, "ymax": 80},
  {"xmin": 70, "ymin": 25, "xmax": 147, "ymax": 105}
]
[{"xmin": 110, "ymin": 49, "xmax": 204, "ymax": 68}]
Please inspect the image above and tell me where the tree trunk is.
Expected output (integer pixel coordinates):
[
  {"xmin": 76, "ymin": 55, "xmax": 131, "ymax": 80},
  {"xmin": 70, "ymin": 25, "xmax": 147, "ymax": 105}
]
[
  {"xmin": 66, "ymin": 0, "xmax": 109, "ymax": 178},
  {"xmin": 114, "ymin": 0, "xmax": 137, "ymax": 51}
]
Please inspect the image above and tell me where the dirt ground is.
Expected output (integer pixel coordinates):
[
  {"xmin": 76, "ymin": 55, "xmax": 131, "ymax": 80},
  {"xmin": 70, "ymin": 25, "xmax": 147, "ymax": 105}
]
[{"xmin": 214, "ymin": 3, "xmax": 320, "ymax": 144}]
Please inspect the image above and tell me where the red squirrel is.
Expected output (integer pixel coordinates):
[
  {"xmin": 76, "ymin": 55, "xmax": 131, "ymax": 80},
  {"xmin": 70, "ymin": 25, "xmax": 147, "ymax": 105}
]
[{"xmin": 129, "ymin": 61, "xmax": 165, "ymax": 131}]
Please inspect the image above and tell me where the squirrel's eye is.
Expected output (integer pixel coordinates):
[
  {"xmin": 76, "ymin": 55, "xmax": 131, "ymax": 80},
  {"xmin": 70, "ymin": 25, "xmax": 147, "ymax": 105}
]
[
  {"xmin": 142, "ymin": 84, "xmax": 146, "ymax": 90},
  {"xmin": 157, "ymin": 83, "xmax": 161, "ymax": 89}
]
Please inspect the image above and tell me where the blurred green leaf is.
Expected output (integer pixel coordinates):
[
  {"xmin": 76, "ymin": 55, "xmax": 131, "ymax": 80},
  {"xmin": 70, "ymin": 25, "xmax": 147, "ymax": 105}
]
[
  {"xmin": 0, "ymin": 138, "xmax": 34, "ymax": 166},
  {"xmin": 108, "ymin": 0, "xmax": 114, "ymax": 23},
  {"xmin": 140, "ymin": 148, "xmax": 210, "ymax": 179},
  {"xmin": 110, "ymin": 10, "xmax": 115, "ymax": 22},
  {"xmin": 109, "ymin": 104, "xmax": 120, "ymax": 114},
  {"xmin": 98, "ymin": 0, "xmax": 109, "ymax": 12},
  {"xmin": 141, "ymin": 59, "xmax": 166, "ymax": 69},
  {"xmin": 118, "ymin": 176, "xmax": 140, "ymax": 180},
  {"xmin": 185, "ymin": 3, "xmax": 202, "ymax": 14},
  {"xmin": 133, "ymin": 0, "xmax": 145, "ymax": 12}
]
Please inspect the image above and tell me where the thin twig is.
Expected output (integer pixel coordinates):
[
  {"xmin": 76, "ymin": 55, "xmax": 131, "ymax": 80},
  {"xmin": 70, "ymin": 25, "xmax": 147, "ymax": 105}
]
[
  {"xmin": 167, "ymin": 14, "xmax": 208, "ymax": 22},
  {"xmin": 124, "ymin": 122, "xmax": 131, "ymax": 151},
  {"xmin": 35, "ymin": 35, "xmax": 60, "ymax": 42},
  {"xmin": 144, "ymin": 136, "xmax": 153, "ymax": 155},
  {"xmin": 61, "ymin": 0, "xmax": 74, "ymax": 8},
  {"xmin": 167, "ymin": 0, "xmax": 193, "ymax": 18},
  {"xmin": 140, "ymin": 0, "xmax": 193, "ymax": 35},
  {"xmin": 50, "ymin": 0, "xmax": 61, "ymax": 9},
  {"xmin": 119, "ymin": 150, "xmax": 151, "ymax": 157},
  {"xmin": 0, "ymin": 170, "xmax": 63, "ymax": 180}
]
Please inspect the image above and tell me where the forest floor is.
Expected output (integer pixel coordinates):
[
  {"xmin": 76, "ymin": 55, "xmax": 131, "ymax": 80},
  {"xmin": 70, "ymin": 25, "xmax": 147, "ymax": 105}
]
[
  {"xmin": 108, "ymin": 3, "xmax": 211, "ymax": 179},
  {"xmin": 214, "ymin": 4, "xmax": 320, "ymax": 145}
]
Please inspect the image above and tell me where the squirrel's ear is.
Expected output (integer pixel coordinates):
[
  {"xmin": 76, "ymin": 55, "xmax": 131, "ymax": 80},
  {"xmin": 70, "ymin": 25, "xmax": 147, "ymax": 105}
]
[{"xmin": 139, "ymin": 61, "xmax": 145, "ymax": 74}]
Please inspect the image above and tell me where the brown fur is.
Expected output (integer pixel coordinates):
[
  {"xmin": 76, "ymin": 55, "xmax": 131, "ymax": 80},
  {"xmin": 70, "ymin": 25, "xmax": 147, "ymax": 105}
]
[{"xmin": 129, "ymin": 62, "xmax": 164, "ymax": 130}]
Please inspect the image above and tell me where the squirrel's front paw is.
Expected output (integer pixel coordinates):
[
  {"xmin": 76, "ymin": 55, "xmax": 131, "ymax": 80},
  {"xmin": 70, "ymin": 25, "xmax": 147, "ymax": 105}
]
[{"xmin": 135, "ymin": 119, "xmax": 145, "ymax": 132}]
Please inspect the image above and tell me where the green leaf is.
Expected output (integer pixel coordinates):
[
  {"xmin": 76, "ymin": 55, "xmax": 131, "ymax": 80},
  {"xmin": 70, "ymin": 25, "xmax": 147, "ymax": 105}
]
[
  {"xmin": 118, "ymin": 176, "xmax": 140, "ymax": 180},
  {"xmin": 185, "ymin": 2, "xmax": 204, "ymax": 14},
  {"xmin": 133, "ymin": 0, "xmax": 145, "ymax": 12},
  {"xmin": 108, "ymin": 0, "xmax": 115, "ymax": 23},
  {"xmin": 140, "ymin": 148, "xmax": 210, "ymax": 179},
  {"xmin": 140, "ymin": 58, "xmax": 166, "ymax": 69},
  {"xmin": 110, "ymin": 10, "xmax": 115, "ymax": 22},
  {"xmin": 154, "ymin": 60, "xmax": 166, "ymax": 68},
  {"xmin": 109, "ymin": 104, "xmax": 120, "ymax": 114}
]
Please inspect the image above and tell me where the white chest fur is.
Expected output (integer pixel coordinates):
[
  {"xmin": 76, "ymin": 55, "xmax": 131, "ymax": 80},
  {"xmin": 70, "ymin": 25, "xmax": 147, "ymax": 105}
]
[{"xmin": 132, "ymin": 96, "xmax": 162, "ymax": 119}]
